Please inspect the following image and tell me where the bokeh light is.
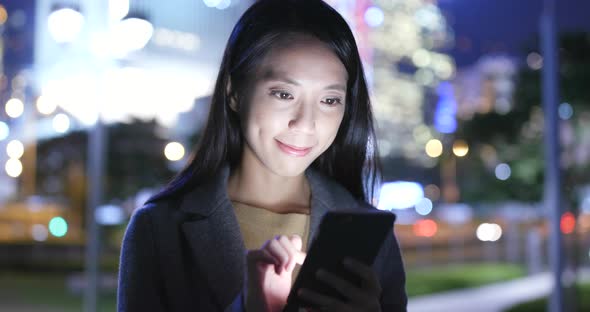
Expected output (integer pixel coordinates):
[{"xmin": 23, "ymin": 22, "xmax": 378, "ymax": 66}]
[
  {"xmin": 0, "ymin": 5, "xmax": 7, "ymax": 25},
  {"xmin": 6, "ymin": 140, "xmax": 24, "ymax": 159},
  {"xmin": 47, "ymin": 8, "xmax": 85, "ymax": 43},
  {"xmin": 364, "ymin": 6, "xmax": 384, "ymax": 28},
  {"xmin": 52, "ymin": 113, "xmax": 71, "ymax": 133},
  {"xmin": 476, "ymin": 223, "xmax": 503, "ymax": 242},
  {"xmin": 425, "ymin": 139, "xmax": 443, "ymax": 158},
  {"xmin": 560, "ymin": 212, "xmax": 576, "ymax": 234},
  {"xmin": 5, "ymin": 158, "xmax": 23, "ymax": 178},
  {"xmin": 164, "ymin": 142, "xmax": 185, "ymax": 161},
  {"xmin": 558, "ymin": 102, "xmax": 573, "ymax": 120},
  {"xmin": 5, "ymin": 98, "xmax": 24, "ymax": 118},
  {"xmin": 49, "ymin": 217, "xmax": 68, "ymax": 237},
  {"xmin": 495, "ymin": 163, "xmax": 511, "ymax": 180},
  {"xmin": 216, "ymin": 0, "xmax": 231, "ymax": 10},
  {"xmin": 109, "ymin": 0, "xmax": 130, "ymax": 21},
  {"xmin": 32, "ymin": 224, "xmax": 49, "ymax": 242},
  {"xmin": 0, "ymin": 122, "xmax": 9, "ymax": 141},
  {"xmin": 415, "ymin": 198, "xmax": 433, "ymax": 216},
  {"xmin": 36, "ymin": 95, "xmax": 58, "ymax": 115},
  {"xmin": 424, "ymin": 184, "xmax": 440, "ymax": 201},
  {"xmin": 378, "ymin": 181, "xmax": 424, "ymax": 210},
  {"xmin": 412, "ymin": 49, "xmax": 431, "ymax": 68},
  {"xmin": 452, "ymin": 140, "xmax": 469, "ymax": 157},
  {"xmin": 526, "ymin": 52, "xmax": 543, "ymax": 70},
  {"xmin": 413, "ymin": 219, "xmax": 438, "ymax": 237}
]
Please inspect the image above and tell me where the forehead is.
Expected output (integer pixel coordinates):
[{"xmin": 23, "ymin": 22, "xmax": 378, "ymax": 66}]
[{"xmin": 256, "ymin": 37, "xmax": 348, "ymax": 83}]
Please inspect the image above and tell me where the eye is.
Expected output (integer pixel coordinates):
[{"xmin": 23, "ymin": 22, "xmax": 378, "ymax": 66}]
[
  {"xmin": 270, "ymin": 90, "xmax": 294, "ymax": 100},
  {"xmin": 322, "ymin": 98, "xmax": 343, "ymax": 106}
]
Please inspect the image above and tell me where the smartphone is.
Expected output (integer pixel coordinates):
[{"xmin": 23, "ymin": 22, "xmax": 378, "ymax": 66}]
[{"xmin": 284, "ymin": 210, "xmax": 396, "ymax": 311}]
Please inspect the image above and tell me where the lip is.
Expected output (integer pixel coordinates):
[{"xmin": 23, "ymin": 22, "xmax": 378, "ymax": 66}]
[{"xmin": 276, "ymin": 140, "xmax": 313, "ymax": 157}]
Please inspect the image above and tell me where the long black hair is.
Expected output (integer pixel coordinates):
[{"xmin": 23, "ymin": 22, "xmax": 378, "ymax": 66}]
[{"xmin": 148, "ymin": 0, "xmax": 381, "ymax": 204}]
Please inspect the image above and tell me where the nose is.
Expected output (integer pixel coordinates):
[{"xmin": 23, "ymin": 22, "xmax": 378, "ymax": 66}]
[{"xmin": 288, "ymin": 101, "xmax": 315, "ymax": 133}]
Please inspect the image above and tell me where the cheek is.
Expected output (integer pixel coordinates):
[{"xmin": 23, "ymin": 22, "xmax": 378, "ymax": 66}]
[
  {"xmin": 320, "ymin": 112, "xmax": 345, "ymax": 144},
  {"xmin": 244, "ymin": 101, "xmax": 285, "ymax": 137}
]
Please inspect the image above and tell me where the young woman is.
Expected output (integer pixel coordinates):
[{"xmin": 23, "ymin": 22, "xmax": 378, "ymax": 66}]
[{"xmin": 117, "ymin": 0, "xmax": 407, "ymax": 311}]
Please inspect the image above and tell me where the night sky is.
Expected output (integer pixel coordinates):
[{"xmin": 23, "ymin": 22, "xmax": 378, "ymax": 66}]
[{"xmin": 438, "ymin": 0, "xmax": 590, "ymax": 67}]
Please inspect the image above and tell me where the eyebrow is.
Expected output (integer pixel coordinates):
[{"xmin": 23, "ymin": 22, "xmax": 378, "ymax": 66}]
[{"xmin": 259, "ymin": 69, "xmax": 347, "ymax": 92}]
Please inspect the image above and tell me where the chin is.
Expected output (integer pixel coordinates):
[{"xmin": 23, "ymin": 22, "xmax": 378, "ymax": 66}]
[{"xmin": 267, "ymin": 159, "xmax": 312, "ymax": 177}]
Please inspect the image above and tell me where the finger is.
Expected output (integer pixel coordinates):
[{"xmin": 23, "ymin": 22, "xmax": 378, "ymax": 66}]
[
  {"xmin": 289, "ymin": 234, "xmax": 303, "ymax": 250},
  {"xmin": 298, "ymin": 288, "xmax": 346, "ymax": 312},
  {"xmin": 315, "ymin": 269, "xmax": 364, "ymax": 302},
  {"xmin": 289, "ymin": 235, "xmax": 307, "ymax": 265},
  {"xmin": 278, "ymin": 235, "xmax": 299, "ymax": 272},
  {"xmin": 247, "ymin": 249, "xmax": 279, "ymax": 266},
  {"xmin": 343, "ymin": 258, "xmax": 382, "ymax": 294},
  {"xmin": 264, "ymin": 238, "xmax": 290, "ymax": 274}
]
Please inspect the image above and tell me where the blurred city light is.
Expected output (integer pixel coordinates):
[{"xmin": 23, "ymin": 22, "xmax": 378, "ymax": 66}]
[
  {"xmin": 452, "ymin": 140, "xmax": 469, "ymax": 157},
  {"xmin": 6, "ymin": 140, "xmax": 24, "ymax": 159},
  {"xmin": 113, "ymin": 15, "xmax": 154, "ymax": 53},
  {"xmin": 47, "ymin": 7, "xmax": 85, "ymax": 43},
  {"xmin": 48, "ymin": 217, "xmax": 68, "ymax": 237},
  {"xmin": 424, "ymin": 184, "xmax": 440, "ymax": 201},
  {"xmin": 152, "ymin": 28, "xmax": 200, "ymax": 52},
  {"xmin": 378, "ymin": 181, "xmax": 424, "ymax": 210},
  {"xmin": 495, "ymin": 163, "xmax": 511, "ymax": 180},
  {"xmin": 558, "ymin": 102, "xmax": 573, "ymax": 120},
  {"xmin": 32, "ymin": 224, "xmax": 49, "ymax": 242},
  {"xmin": 52, "ymin": 113, "xmax": 71, "ymax": 133},
  {"xmin": 216, "ymin": 0, "xmax": 232, "ymax": 10},
  {"xmin": 164, "ymin": 142, "xmax": 185, "ymax": 161},
  {"xmin": 36, "ymin": 95, "xmax": 58, "ymax": 115},
  {"xmin": 95, "ymin": 205, "xmax": 126, "ymax": 225},
  {"xmin": 560, "ymin": 212, "xmax": 576, "ymax": 234},
  {"xmin": 12, "ymin": 74, "xmax": 26, "ymax": 90},
  {"xmin": 0, "ymin": 122, "xmax": 9, "ymax": 141},
  {"xmin": 415, "ymin": 198, "xmax": 433, "ymax": 216},
  {"xmin": 5, "ymin": 98, "xmax": 24, "ymax": 118},
  {"xmin": 413, "ymin": 219, "xmax": 437, "ymax": 237},
  {"xmin": 434, "ymin": 82, "xmax": 457, "ymax": 133},
  {"xmin": 5, "ymin": 158, "xmax": 23, "ymax": 178},
  {"xmin": 203, "ymin": 0, "xmax": 232, "ymax": 9},
  {"xmin": 425, "ymin": 139, "xmax": 443, "ymax": 158},
  {"xmin": 0, "ymin": 5, "xmax": 7, "ymax": 25},
  {"xmin": 109, "ymin": 0, "xmax": 130, "ymax": 21},
  {"xmin": 414, "ymin": 68, "xmax": 435, "ymax": 86},
  {"xmin": 476, "ymin": 223, "xmax": 502, "ymax": 242},
  {"xmin": 526, "ymin": 52, "xmax": 543, "ymax": 70},
  {"xmin": 412, "ymin": 49, "xmax": 431, "ymax": 68},
  {"xmin": 364, "ymin": 6, "xmax": 384, "ymax": 28}
]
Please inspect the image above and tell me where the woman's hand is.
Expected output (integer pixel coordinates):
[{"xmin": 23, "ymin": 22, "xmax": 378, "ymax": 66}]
[
  {"xmin": 298, "ymin": 257, "xmax": 382, "ymax": 312},
  {"xmin": 245, "ymin": 235, "xmax": 306, "ymax": 312}
]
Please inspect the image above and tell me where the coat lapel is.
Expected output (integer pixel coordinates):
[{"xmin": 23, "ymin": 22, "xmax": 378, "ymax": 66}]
[
  {"xmin": 179, "ymin": 166, "xmax": 246, "ymax": 310},
  {"xmin": 181, "ymin": 205, "xmax": 246, "ymax": 310}
]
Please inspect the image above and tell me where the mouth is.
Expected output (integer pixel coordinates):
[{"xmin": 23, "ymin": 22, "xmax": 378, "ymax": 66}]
[{"xmin": 275, "ymin": 140, "xmax": 313, "ymax": 157}]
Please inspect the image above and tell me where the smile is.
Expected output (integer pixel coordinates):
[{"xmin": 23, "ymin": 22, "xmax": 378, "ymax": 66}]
[{"xmin": 276, "ymin": 140, "xmax": 313, "ymax": 157}]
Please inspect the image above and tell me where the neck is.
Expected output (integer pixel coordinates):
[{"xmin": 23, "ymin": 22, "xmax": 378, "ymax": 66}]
[{"xmin": 227, "ymin": 151, "xmax": 311, "ymax": 214}]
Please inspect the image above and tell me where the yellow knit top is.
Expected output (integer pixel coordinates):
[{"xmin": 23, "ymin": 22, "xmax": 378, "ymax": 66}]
[{"xmin": 232, "ymin": 201, "xmax": 310, "ymax": 282}]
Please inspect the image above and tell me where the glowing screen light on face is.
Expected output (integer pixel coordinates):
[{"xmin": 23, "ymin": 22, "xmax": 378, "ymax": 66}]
[{"xmin": 377, "ymin": 181, "xmax": 424, "ymax": 210}]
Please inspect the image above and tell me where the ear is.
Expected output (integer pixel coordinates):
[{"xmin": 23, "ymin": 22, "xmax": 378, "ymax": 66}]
[{"xmin": 226, "ymin": 79, "xmax": 239, "ymax": 112}]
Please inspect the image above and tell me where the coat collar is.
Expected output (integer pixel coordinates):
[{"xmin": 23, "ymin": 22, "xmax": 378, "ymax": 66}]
[{"xmin": 179, "ymin": 165, "xmax": 361, "ymax": 309}]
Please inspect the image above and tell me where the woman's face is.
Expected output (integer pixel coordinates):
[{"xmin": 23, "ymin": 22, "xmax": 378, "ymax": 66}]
[{"xmin": 236, "ymin": 37, "xmax": 347, "ymax": 177}]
